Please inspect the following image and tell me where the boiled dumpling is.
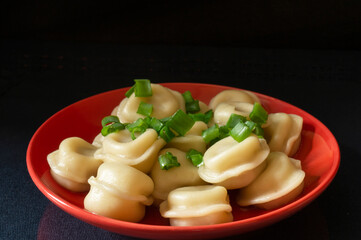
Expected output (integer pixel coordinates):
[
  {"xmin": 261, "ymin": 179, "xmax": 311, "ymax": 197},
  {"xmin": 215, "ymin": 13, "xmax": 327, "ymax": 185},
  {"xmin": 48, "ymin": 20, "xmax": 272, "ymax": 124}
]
[
  {"xmin": 213, "ymin": 102, "xmax": 254, "ymax": 126},
  {"xmin": 115, "ymin": 84, "xmax": 186, "ymax": 123},
  {"xmin": 159, "ymin": 185, "xmax": 233, "ymax": 226},
  {"xmin": 209, "ymin": 89, "xmax": 260, "ymax": 110},
  {"xmin": 94, "ymin": 128, "xmax": 166, "ymax": 173},
  {"xmin": 263, "ymin": 113, "xmax": 303, "ymax": 156},
  {"xmin": 165, "ymin": 121, "xmax": 208, "ymax": 153},
  {"xmin": 150, "ymin": 148, "xmax": 206, "ymax": 204},
  {"xmin": 198, "ymin": 134, "xmax": 269, "ymax": 189},
  {"xmin": 84, "ymin": 162, "xmax": 154, "ymax": 222},
  {"xmin": 237, "ymin": 151, "xmax": 305, "ymax": 210},
  {"xmin": 47, "ymin": 137, "xmax": 102, "ymax": 192}
]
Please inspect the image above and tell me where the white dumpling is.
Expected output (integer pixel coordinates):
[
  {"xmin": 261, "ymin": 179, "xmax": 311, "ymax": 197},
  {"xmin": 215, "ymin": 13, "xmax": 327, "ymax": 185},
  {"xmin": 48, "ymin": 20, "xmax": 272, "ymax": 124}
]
[
  {"xmin": 198, "ymin": 134, "xmax": 269, "ymax": 189},
  {"xmin": 209, "ymin": 89, "xmax": 260, "ymax": 110},
  {"xmin": 94, "ymin": 129, "xmax": 166, "ymax": 173},
  {"xmin": 237, "ymin": 152, "xmax": 305, "ymax": 210},
  {"xmin": 84, "ymin": 162, "xmax": 154, "ymax": 222},
  {"xmin": 263, "ymin": 113, "xmax": 303, "ymax": 156},
  {"xmin": 47, "ymin": 137, "xmax": 102, "ymax": 192},
  {"xmin": 150, "ymin": 148, "xmax": 206, "ymax": 204},
  {"xmin": 165, "ymin": 121, "xmax": 208, "ymax": 153},
  {"xmin": 116, "ymin": 84, "xmax": 186, "ymax": 123},
  {"xmin": 159, "ymin": 185, "xmax": 233, "ymax": 226},
  {"xmin": 213, "ymin": 102, "xmax": 254, "ymax": 126}
]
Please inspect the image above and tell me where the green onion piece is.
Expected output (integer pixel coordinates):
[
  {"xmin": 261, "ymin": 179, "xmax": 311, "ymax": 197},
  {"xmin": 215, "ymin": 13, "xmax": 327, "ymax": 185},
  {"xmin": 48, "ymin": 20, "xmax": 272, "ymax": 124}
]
[
  {"xmin": 101, "ymin": 122, "xmax": 125, "ymax": 136},
  {"xmin": 101, "ymin": 115, "xmax": 120, "ymax": 127},
  {"xmin": 160, "ymin": 116, "xmax": 171, "ymax": 124},
  {"xmin": 226, "ymin": 113, "xmax": 247, "ymax": 129},
  {"xmin": 186, "ymin": 149, "xmax": 203, "ymax": 167},
  {"xmin": 149, "ymin": 117, "xmax": 164, "ymax": 132},
  {"xmin": 186, "ymin": 100, "xmax": 200, "ymax": 113},
  {"xmin": 126, "ymin": 118, "xmax": 149, "ymax": 140},
  {"xmin": 125, "ymin": 85, "xmax": 135, "ymax": 98},
  {"xmin": 249, "ymin": 102, "xmax": 268, "ymax": 125},
  {"xmin": 253, "ymin": 124, "xmax": 264, "ymax": 138},
  {"xmin": 182, "ymin": 91, "xmax": 194, "ymax": 103},
  {"xmin": 134, "ymin": 79, "xmax": 152, "ymax": 97},
  {"xmin": 188, "ymin": 109, "xmax": 213, "ymax": 124},
  {"xmin": 219, "ymin": 125, "xmax": 230, "ymax": 139},
  {"xmin": 159, "ymin": 125, "xmax": 175, "ymax": 142},
  {"xmin": 245, "ymin": 120, "xmax": 256, "ymax": 131},
  {"xmin": 158, "ymin": 152, "xmax": 180, "ymax": 170},
  {"xmin": 202, "ymin": 124, "xmax": 220, "ymax": 143},
  {"xmin": 137, "ymin": 101, "xmax": 153, "ymax": 116},
  {"xmin": 166, "ymin": 110, "xmax": 195, "ymax": 136},
  {"xmin": 203, "ymin": 110, "xmax": 214, "ymax": 124},
  {"xmin": 230, "ymin": 121, "xmax": 252, "ymax": 142}
]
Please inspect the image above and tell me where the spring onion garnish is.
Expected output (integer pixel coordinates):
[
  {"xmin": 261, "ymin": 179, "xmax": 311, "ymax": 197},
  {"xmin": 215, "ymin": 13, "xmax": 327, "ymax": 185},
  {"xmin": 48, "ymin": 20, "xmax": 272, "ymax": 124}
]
[
  {"xmin": 202, "ymin": 124, "xmax": 220, "ymax": 143},
  {"xmin": 137, "ymin": 101, "xmax": 153, "ymax": 117},
  {"xmin": 126, "ymin": 118, "xmax": 148, "ymax": 140},
  {"xmin": 249, "ymin": 102, "xmax": 268, "ymax": 126},
  {"xmin": 166, "ymin": 109, "xmax": 195, "ymax": 136},
  {"xmin": 230, "ymin": 121, "xmax": 252, "ymax": 142},
  {"xmin": 148, "ymin": 117, "xmax": 164, "ymax": 132},
  {"xmin": 253, "ymin": 124, "xmax": 264, "ymax": 138},
  {"xmin": 226, "ymin": 113, "xmax": 247, "ymax": 129},
  {"xmin": 125, "ymin": 86, "xmax": 135, "ymax": 98},
  {"xmin": 245, "ymin": 120, "xmax": 256, "ymax": 131},
  {"xmin": 158, "ymin": 152, "xmax": 180, "ymax": 170},
  {"xmin": 100, "ymin": 115, "xmax": 125, "ymax": 136},
  {"xmin": 182, "ymin": 90, "xmax": 200, "ymax": 113},
  {"xmin": 188, "ymin": 109, "xmax": 213, "ymax": 124},
  {"xmin": 186, "ymin": 149, "xmax": 203, "ymax": 167},
  {"xmin": 159, "ymin": 125, "xmax": 175, "ymax": 142},
  {"xmin": 134, "ymin": 79, "xmax": 152, "ymax": 97}
]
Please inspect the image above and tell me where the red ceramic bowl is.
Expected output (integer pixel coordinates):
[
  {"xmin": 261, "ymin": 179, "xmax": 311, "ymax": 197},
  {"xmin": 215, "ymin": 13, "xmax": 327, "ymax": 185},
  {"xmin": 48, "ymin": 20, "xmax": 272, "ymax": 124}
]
[{"xmin": 27, "ymin": 83, "xmax": 340, "ymax": 239}]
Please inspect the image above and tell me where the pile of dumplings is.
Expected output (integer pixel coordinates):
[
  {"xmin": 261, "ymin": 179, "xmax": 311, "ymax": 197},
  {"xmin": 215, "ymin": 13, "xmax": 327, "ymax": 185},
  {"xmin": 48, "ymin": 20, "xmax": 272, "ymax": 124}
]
[{"xmin": 47, "ymin": 83, "xmax": 305, "ymax": 226}]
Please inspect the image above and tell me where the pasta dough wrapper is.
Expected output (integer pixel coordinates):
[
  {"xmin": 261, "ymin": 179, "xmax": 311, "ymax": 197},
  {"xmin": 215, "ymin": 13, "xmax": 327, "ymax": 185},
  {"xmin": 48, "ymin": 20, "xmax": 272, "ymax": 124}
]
[
  {"xmin": 159, "ymin": 185, "xmax": 233, "ymax": 226},
  {"xmin": 198, "ymin": 135, "xmax": 269, "ymax": 189},
  {"xmin": 84, "ymin": 162, "xmax": 154, "ymax": 222},
  {"xmin": 151, "ymin": 148, "xmax": 206, "ymax": 204},
  {"xmin": 213, "ymin": 102, "xmax": 254, "ymax": 126},
  {"xmin": 237, "ymin": 152, "xmax": 305, "ymax": 210},
  {"xmin": 47, "ymin": 137, "xmax": 102, "ymax": 192},
  {"xmin": 116, "ymin": 84, "xmax": 186, "ymax": 123},
  {"xmin": 94, "ymin": 129, "xmax": 166, "ymax": 173},
  {"xmin": 209, "ymin": 89, "xmax": 260, "ymax": 110},
  {"xmin": 264, "ymin": 113, "xmax": 303, "ymax": 156}
]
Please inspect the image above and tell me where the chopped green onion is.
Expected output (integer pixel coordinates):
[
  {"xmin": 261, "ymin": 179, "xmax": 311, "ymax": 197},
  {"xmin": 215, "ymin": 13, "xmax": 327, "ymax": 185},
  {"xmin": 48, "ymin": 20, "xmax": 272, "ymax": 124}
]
[
  {"xmin": 134, "ymin": 79, "xmax": 152, "ymax": 97},
  {"xmin": 158, "ymin": 152, "xmax": 180, "ymax": 170},
  {"xmin": 253, "ymin": 124, "xmax": 264, "ymax": 138},
  {"xmin": 226, "ymin": 113, "xmax": 247, "ymax": 129},
  {"xmin": 186, "ymin": 100, "xmax": 200, "ymax": 113},
  {"xmin": 219, "ymin": 125, "xmax": 230, "ymax": 139},
  {"xmin": 148, "ymin": 117, "xmax": 164, "ymax": 132},
  {"xmin": 230, "ymin": 121, "xmax": 252, "ymax": 142},
  {"xmin": 186, "ymin": 149, "xmax": 203, "ymax": 167},
  {"xmin": 249, "ymin": 102, "xmax": 268, "ymax": 125},
  {"xmin": 245, "ymin": 120, "xmax": 256, "ymax": 131},
  {"xmin": 101, "ymin": 122, "xmax": 125, "ymax": 136},
  {"xmin": 166, "ymin": 110, "xmax": 195, "ymax": 136},
  {"xmin": 160, "ymin": 116, "xmax": 171, "ymax": 124},
  {"xmin": 188, "ymin": 109, "xmax": 213, "ymax": 124},
  {"xmin": 182, "ymin": 91, "xmax": 194, "ymax": 103},
  {"xmin": 137, "ymin": 101, "xmax": 153, "ymax": 116},
  {"xmin": 159, "ymin": 125, "xmax": 175, "ymax": 142},
  {"xmin": 125, "ymin": 85, "xmax": 135, "ymax": 98},
  {"xmin": 101, "ymin": 115, "xmax": 120, "ymax": 127},
  {"xmin": 202, "ymin": 124, "xmax": 220, "ymax": 143},
  {"xmin": 126, "ymin": 118, "xmax": 149, "ymax": 140}
]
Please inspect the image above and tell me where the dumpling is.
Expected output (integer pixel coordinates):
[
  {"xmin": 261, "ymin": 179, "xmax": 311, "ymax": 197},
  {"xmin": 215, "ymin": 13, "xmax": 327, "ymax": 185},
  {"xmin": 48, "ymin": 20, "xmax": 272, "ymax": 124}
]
[
  {"xmin": 263, "ymin": 113, "xmax": 303, "ymax": 156},
  {"xmin": 198, "ymin": 134, "xmax": 269, "ymax": 189},
  {"xmin": 165, "ymin": 121, "xmax": 208, "ymax": 153},
  {"xmin": 209, "ymin": 89, "xmax": 260, "ymax": 110},
  {"xmin": 115, "ymin": 84, "xmax": 186, "ymax": 123},
  {"xmin": 47, "ymin": 137, "xmax": 102, "ymax": 192},
  {"xmin": 159, "ymin": 185, "xmax": 233, "ymax": 226},
  {"xmin": 94, "ymin": 128, "xmax": 166, "ymax": 173},
  {"xmin": 84, "ymin": 162, "xmax": 154, "ymax": 222},
  {"xmin": 150, "ymin": 148, "xmax": 206, "ymax": 204},
  {"xmin": 237, "ymin": 152, "xmax": 305, "ymax": 210},
  {"xmin": 213, "ymin": 102, "xmax": 254, "ymax": 126}
]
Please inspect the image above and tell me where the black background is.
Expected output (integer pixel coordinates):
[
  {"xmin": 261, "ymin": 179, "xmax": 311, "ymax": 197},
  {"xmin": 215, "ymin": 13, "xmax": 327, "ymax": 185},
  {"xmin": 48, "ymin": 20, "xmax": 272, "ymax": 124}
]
[{"xmin": 1, "ymin": 1, "xmax": 360, "ymax": 239}]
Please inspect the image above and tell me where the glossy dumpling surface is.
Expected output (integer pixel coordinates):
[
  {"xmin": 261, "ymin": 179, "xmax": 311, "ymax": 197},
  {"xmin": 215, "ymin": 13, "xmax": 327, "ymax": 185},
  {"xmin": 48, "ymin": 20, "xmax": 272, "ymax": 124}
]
[
  {"xmin": 198, "ymin": 135, "xmax": 269, "ymax": 189},
  {"xmin": 237, "ymin": 151, "xmax": 305, "ymax": 210},
  {"xmin": 264, "ymin": 113, "xmax": 303, "ymax": 156},
  {"xmin": 84, "ymin": 162, "xmax": 154, "ymax": 222},
  {"xmin": 47, "ymin": 137, "xmax": 102, "ymax": 192},
  {"xmin": 159, "ymin": 185, "xmax": 233, "ymax": 226},
  {"xmin": 213, "ymin": 102, "xmax": 254, "ymax": 126},
  {"xmin": 209, "ymin": 89, "xmax": 260, "ymax": 110},
  {"xmin": 94, "ymin": 129, "xmax": 166, "ymax": 173}
]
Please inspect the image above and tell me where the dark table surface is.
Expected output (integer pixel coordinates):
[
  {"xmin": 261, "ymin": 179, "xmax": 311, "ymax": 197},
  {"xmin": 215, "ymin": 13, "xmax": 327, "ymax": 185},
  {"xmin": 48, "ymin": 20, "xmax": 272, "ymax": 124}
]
[{"xmin": 1, "ymin": 40, "xmax": 361, "ymax": 240}]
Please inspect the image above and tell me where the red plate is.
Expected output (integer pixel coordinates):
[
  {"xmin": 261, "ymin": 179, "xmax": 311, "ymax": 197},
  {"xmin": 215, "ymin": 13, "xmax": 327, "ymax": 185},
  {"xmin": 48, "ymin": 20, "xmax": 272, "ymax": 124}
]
[{"xmin": 27, "ymin": 83, "xmax": 340, "ymax": 239}]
